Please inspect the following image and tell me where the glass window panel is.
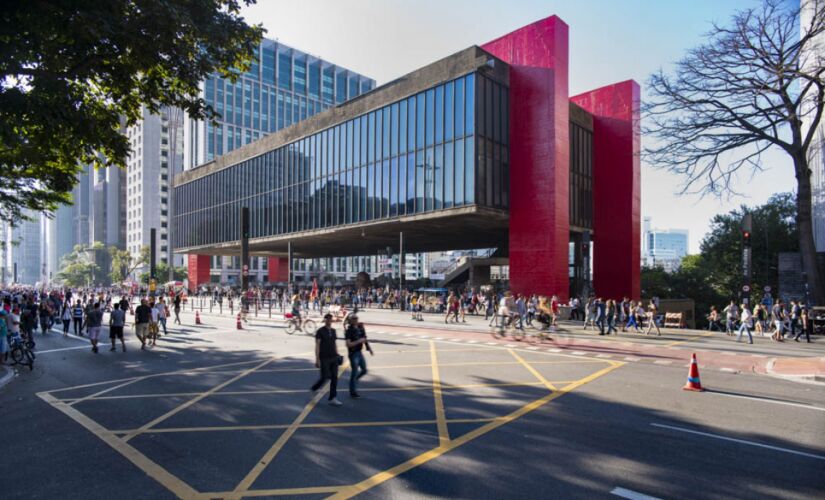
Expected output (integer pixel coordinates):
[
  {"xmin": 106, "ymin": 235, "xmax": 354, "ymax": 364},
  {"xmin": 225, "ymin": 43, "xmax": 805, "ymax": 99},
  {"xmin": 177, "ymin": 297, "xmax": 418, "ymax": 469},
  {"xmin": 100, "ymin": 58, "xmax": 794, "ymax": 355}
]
[
  {"xmin": 466, "ymin": 73, "xmax": 475, "ymax": 137},
  {"xmin": 425, "ymin": 89, "xmax": 435, "ymax": 147},
  {"xmin": 390, "ymin": 103, "xmax": 398, "ymax": 157},
  {"xmin": 336, "ymin": 71, "xmax": 347, "ymax": 104},
  {"xmin": 360, "ymin": 116, "xmax": 367, "ymax": 166},
  {"xmin": 349, "ymin": 75, "xmax": 358, "ymax": 98},
  {"xmin": 382, "ymin": 159, "xmax": 390, "ymax": 217},
  {"xmin": 444, "ymin": 142, "xmax": 454, "ymax": 208},
  {"xmin": 353, "ymin": 117, "xmax": 360, "ymax": 167},
  {"xmin": 406, "ymin": 153, "xmax": 415, "ymax": 213},
  {"xmin": 435, "ymin": 85, "xmax": 444, "ymax": 144},
  {"xmin": 455, "ymin": 77, "xmax": 465, "ymax": 137},
  {"xmin": 309, "ymin": 61, "xmax": 320, "ymax": 98},
  {"xmin": 407, "ymin": 96, "xmax": 416, "ymax": 152},
  {"xmin": 367, "ymin": 162, "xmax": 375, "ymax": 220},
  {"xmin": 455, "ymin": 138, "xmax": 464, "ymax": 206},
  {"xmin": 382, "ymin": 106, "xmax": 391, "ymax": 160},
  {"xmin": 263, "ymin": 45, "xmax": 276, "ymax": 85},
  {"xmin": 346, "ymin": 120, "xmax": 353, "ymax": 169},
  {"xmin": 486, "ymin": 77, "xmax": 494, "ymax": 139},
  {"xmin": 396, "ymin": 154, "xmax": 405, "ymax": 216},
  {"xmin": 415, "ymin": 151, "xmax": 425, "ymax": 213},
  {"xmin": 399, "ymin": 100, "xmax": 407, "ymax": 154},
  {"xmin": 322, "ymin": 66, "xmax": 334, "ymax": 103},
  {"xmin": 465, "ymin": 136, "xmax": 474, "ymax": 204},
  {"xmin": 376, "ymin": 109, "xmax": 383, "ymax": 161},
  {"xmin": 445, "ymin": 81, "xmax": 454, "ymax": 141},
  {"xmin": 360, "ymin": 165, "xmax": 367, "ymax": 221},
  {"xmin": 416, "ymin": 93, "xmax": 425, "ymax": 149},
  {"xmin": 434, "ymin": 145, "xmax": 443, "ymax": 210},
  {"xmin": 294, "ymin": 55, "xmax": 306, "ymax": 95},
  {"xmin": 368, "ymin": 112, "xmax": 375, "ymax": 163},
  {"xmin": 278, "ymin": 51, "xmax": 291, "ymax": 90}
]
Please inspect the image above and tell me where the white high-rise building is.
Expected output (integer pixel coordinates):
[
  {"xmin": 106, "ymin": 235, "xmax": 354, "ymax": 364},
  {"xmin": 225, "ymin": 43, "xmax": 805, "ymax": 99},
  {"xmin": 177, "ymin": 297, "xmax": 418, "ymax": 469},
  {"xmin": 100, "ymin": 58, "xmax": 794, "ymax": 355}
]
[
  {"xmin": 642, "ymin": 217, "xmax": 689, "ymax": 271},
  {"xmin": 8, "ymin": 210, "xmax": 43, "ymax": 285},
  {"xmin": 801, "ymin": 0, "xmax": 825, "ymax": 252},
  {"xmin": 125, "ymin": 105, "xmax": 185, "ymax": 278}
]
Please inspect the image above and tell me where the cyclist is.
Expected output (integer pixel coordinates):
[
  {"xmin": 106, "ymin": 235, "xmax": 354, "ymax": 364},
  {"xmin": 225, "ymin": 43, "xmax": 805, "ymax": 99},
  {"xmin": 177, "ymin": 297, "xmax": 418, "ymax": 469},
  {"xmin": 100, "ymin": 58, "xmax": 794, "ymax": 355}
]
[
  {"xmin": 497, "ymin": 291, "xmax": 515, "ymax": 331},
  {"xmin": 290, "ymin": 292, "xmax": 304, "ymax": 330},
  {"xmin": 537, "ymin": 296, "xmax": 553, "ymax": 331}
]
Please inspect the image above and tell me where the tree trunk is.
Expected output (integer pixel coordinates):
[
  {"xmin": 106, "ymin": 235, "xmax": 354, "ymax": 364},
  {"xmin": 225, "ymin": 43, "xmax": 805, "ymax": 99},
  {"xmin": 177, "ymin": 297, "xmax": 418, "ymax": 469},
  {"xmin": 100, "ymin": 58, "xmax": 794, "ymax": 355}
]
[{"xmin": 794, "ymin": 155, "xmax": 825, "ymax": 305}]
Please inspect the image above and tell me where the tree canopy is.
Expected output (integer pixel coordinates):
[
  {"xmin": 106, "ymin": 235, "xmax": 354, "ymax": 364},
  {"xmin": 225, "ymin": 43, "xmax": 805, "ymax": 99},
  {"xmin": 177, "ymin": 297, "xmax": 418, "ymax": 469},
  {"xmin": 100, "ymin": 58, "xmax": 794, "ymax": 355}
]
[
  {"xmin": 644, "ymin": 0, "xmax": 825, "ymax": 304},
  {"xmin": 0, "ymin": 0, "xmax": 263, "ymax": 221}
]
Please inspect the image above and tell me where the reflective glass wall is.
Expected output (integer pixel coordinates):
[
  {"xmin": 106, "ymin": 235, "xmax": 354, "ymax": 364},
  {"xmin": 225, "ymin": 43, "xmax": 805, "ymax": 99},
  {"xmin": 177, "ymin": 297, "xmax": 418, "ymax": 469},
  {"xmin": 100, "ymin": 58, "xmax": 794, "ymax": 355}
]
[
  {"xmin": 202, "ymin": 39, "xmax": 375, "ymax": 163},
  {"xmin": 175, "ymin": 72, "xmax": 510, "ymax": 250}
]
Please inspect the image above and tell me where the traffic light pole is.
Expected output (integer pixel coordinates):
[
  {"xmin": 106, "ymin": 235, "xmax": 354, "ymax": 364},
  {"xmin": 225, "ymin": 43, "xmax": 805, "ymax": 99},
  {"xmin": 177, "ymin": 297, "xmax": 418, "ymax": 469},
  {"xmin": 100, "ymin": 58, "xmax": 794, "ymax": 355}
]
[
  {"xmin": 240, "ymin": 207, "xmax": 249, "ymax": 293},
  {"xmin": 741, "ymin": 213, "xmax": 752, "ymax": 307}
]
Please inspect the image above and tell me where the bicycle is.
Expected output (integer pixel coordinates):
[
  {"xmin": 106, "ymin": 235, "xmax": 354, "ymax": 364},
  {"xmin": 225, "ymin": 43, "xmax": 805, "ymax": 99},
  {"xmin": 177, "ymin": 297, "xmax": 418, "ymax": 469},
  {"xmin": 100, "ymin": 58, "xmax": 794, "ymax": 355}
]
[
  {"xmin": 284, "ymin": 313, "xmax": 317, "ymax": 335},
  {"xmin": 490, "ymin": 314, "xmax": 525, "ymax": 341},
  {"xmin": 9, "ymin": 333, "xmax": 35, "ymax": 370}
]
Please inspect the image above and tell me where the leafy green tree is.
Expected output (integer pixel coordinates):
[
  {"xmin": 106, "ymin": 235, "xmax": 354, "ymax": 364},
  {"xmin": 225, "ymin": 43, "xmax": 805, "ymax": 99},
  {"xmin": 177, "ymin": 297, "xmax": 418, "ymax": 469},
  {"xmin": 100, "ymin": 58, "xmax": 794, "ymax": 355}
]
[
  {"xmin": 109, "ymin": 245, "xmax": 149, "ymax": 283},
  {"xmin": 641, "ymin": 193, "xmax": 798, "ymax": 326},
  {"xmin": 140, "ymin": 263, "xmax": 188, "ymax": 284},
  {"xmin": 644, "ymin": 0, "xmax": 825, "ymax": 304},
  {"xmin": 0, "ymin": 0, "xmax": 263, "ymax": 222},
  {"xmin": 55, "ymin": 244, "xmax": 99, "ymax": 287}
]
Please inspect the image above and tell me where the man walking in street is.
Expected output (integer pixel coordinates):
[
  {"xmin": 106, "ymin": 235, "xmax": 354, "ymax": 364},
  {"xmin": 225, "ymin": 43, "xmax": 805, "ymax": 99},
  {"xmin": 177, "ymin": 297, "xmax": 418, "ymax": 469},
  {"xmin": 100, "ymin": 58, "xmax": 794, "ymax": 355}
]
[
  {"xmin": 134, "ymin": 298, "xmax": 152, "ymax": 350},
  {"xmin": 345, "ymin": 314, "xmax": 373, "ymax": 398},
  {"xmin": 311, "ymin": 313, "xmax": 342, "ymax": 406},
  {"xmin": 86, "ymin": 302, "xmax": 104, "ymax": 353},
  {"xmin": 771, "ymin": 299, "xmax": 785, "ymax": 342},
  {"xmin": 109, "ymin": 302, "xmax": 127, "ymax": 352}
]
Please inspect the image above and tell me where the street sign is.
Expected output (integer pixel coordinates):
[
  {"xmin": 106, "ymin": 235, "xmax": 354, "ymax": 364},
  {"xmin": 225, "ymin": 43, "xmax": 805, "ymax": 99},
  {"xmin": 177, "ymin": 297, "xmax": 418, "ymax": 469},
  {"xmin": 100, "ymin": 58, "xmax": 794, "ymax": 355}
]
[
  {"xmin": 149, "ymin": 278, "xmax": 157, "ymax": 292},
  {"xmin": 742, "ymin": 285, "xmax": 750, "ymax": 292}
]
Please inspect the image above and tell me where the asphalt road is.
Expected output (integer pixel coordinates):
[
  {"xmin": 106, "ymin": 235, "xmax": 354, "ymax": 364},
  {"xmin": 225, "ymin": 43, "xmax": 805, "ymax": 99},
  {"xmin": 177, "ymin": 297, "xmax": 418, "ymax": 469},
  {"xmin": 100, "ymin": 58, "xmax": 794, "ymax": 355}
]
[{"xmin": 2, "ymin": 313, "xmax": 823, "ymax": 499}]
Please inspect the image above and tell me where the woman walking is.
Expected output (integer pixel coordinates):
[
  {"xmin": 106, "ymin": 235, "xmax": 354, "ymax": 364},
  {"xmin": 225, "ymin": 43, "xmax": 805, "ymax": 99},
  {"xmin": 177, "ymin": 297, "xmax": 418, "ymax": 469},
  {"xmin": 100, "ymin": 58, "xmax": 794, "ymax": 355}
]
[
  {"xmin": 645, "ymin": 300, "xmax": 661, "ymax": 336},
  {"xmin": 60, "ymin": 301, "xmax": 72, "ymax": 337},
  {"xmin": 605, "ymin": 300, "xmax": 618, "ymax": 335}
]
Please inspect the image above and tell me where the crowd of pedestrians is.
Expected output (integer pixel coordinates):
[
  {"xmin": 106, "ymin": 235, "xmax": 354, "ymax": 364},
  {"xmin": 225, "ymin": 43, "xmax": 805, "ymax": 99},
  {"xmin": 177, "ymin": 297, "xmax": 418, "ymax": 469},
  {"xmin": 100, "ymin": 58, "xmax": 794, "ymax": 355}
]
[{"xmin": 707, "ymin": 298, "xmax": 815, "ymax": 344}]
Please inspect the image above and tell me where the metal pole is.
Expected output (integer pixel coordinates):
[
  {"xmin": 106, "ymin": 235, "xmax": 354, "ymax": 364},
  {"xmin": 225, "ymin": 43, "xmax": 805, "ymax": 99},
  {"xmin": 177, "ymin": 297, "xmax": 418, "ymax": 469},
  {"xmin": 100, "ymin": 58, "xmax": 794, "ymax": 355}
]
[
  {"xmin": 240, "ymin": 207, "xmax": 249, "ymax": 293},
  {"xmin": 399, "ymin": 231, "xmax": 404, "ymax": 291},
  {"xmin": 288, "ymin": 241, "xmax": 292, "ymax": 286}
]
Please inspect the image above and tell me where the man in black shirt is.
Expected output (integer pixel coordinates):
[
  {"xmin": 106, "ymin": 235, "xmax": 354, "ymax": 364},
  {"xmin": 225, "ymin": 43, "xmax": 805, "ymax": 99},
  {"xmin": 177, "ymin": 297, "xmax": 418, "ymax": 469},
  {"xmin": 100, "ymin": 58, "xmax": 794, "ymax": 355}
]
[
  {"xmin": 345, "ymin": 315, "xmax": 373, "ymax": 398},
  {"xmin": 134, "ymin": 298, "xmax": 152, "ymax": 350},
  {"xmin": 311, "ymin": 314, "xmax": 342, "ymax": 406}
]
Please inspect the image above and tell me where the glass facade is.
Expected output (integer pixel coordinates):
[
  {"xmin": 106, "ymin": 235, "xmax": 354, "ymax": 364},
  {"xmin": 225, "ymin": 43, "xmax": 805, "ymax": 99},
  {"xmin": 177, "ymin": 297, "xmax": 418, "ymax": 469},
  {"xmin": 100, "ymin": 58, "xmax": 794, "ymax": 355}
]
[
  {"xmin": 200, "ymin": 39, "xmax": 375, "ymax": 164},
  {"xmin": 569, "ymin": 121, "xmax": 593, "ymax": 229},
  {"xmin": 175, "ymin": 72, "xmax": 508, "ymax": 250}
]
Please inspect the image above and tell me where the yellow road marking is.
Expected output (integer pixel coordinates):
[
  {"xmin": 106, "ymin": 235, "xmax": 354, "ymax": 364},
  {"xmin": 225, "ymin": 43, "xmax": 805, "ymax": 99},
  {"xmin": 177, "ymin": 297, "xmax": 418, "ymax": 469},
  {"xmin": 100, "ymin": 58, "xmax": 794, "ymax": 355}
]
[
  {"xmin": 38, "ymin": 392, "xmax": 199, "ymax": 498},
  {"xmin": 508, "ymin": 349, "xmax": 558, "ymax": 391},
  {"xmin": 233, "ymin": 365, "xmax": 346, "ymax": 495},
  {"xmin": 122, "ymin": 358, "xmax": 274, "ymax": 442},
  {"xmin": 666, "ymin": 331, "xmax": 715, "ymax": 347},
  {"xmin": 196, "ymin": 485, "xmax": 343, "ymax": 498},
  {"xmin": 57, "ymin": 380, "xmax": 571, "ymax": 404},
  {"xmin": 429, "ymin": 341, "xmax": 450, "ymax": 445},
  {"xmin": 329, "ymin": 362, "xmax": 625, "ymax": 500},
  {"xmin": 47, "ymin": 358, "xmax": 269, "ymax": 394},
  {"xmin": 110, "ymin": 417, "xmax": 500, "ymax": 435}
]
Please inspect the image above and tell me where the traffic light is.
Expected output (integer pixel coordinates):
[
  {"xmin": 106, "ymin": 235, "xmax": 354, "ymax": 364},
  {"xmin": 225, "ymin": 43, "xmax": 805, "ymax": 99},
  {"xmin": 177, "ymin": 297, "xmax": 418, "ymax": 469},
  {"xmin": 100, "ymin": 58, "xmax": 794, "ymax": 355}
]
[{"xmin": 743, "ymin": 230, "xmax": 750, "ymax": 243}]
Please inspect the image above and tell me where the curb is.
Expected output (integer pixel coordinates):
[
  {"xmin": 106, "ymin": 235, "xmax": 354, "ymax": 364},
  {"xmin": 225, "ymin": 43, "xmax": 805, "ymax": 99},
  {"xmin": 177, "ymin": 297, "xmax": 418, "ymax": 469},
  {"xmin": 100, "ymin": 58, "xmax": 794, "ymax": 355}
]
[{"xmin": 0, "ymin": 365, "xmax": 15, "ymax": 390}]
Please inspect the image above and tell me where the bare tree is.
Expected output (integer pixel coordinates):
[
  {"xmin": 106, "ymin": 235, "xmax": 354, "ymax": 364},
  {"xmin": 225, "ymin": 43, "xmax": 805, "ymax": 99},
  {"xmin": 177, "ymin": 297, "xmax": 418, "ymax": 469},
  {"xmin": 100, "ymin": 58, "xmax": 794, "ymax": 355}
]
[{"xmin": 645, "ymin": 0, "xmax": 825, "ymax": 305}]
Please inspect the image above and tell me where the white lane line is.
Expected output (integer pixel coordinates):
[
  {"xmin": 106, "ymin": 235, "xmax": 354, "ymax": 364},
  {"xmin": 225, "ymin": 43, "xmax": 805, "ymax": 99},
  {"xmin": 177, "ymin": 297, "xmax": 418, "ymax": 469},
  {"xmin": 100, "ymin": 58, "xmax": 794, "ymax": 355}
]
[
  {"xmin": 37, "ymin": 346, "xmax": 91, "ymax": 354},
  {"xmin": 570, "ymin": 351, "xmax": 586, "ymax": 356},
  {"xmin": 650, "ymin": 423, "xmax": 825, "ymax": 461},
  {"xmin": 596, "ymin": 354, "xmax": 613, "ymax": 359},
  {"xmin": 548, "ymin": 348, "xmax": 563, "ymax": 353},
  {"xmin": 527, "ymin": 347, "xmax": 539, "ymax": 350},
  {"xmin": 486, "ymin": 342, "xmax": 498, "ymax": 346},
  {"xmin": 624, "ymin": 356, "xmax": 641, "ymax": 362},
  {"xmin": 653, "ymin": 360, "xmax": 672, "ymax": 365},
  {"xmin": 467, "ymin": 340, "xmax": 479, "ymax": 344},
  {"xmin": 706, "ymin": 391, "xmax": 825, "ymax": 412},
  {"xmin": 720, "ymin": 368, "xmax": 737, "ymax": 373},
  {"xmin": 611, "ymin": 487, "xmax": 662, "ymax": 500}
]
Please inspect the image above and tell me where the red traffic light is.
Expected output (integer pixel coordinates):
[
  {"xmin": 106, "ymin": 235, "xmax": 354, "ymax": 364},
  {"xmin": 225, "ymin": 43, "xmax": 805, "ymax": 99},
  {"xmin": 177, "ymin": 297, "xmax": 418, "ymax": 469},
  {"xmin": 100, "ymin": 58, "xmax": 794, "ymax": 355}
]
[{"xmin": 743, "ymin": 231, "xmax": 750, "ymax": 239}]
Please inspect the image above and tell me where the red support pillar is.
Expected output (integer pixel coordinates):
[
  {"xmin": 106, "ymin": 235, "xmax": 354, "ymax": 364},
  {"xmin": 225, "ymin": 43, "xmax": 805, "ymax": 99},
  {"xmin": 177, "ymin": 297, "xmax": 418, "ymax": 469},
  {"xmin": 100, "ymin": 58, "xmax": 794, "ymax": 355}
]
[
  {"xmin": 187, "ymin": 254, "xmax": 211, "ymax": 290},
  {"xmin": 571, "ymin": 80, "xmax": 641, "ymax": 300},
  {"xmin": 482, "ymin": 16, "xmax": 570, "ymax": 300},
  {"xmin": 268, "ymin": 257, "xmax": 289, "ymax": 283}
]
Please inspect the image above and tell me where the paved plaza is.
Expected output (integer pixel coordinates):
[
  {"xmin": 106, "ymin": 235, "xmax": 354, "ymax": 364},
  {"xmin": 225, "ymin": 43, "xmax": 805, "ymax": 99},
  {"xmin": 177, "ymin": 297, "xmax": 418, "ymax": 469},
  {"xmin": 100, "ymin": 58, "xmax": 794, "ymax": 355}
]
[{"xmin": 2, "ymin": 310, "xmax": 823, "ymax": 499}]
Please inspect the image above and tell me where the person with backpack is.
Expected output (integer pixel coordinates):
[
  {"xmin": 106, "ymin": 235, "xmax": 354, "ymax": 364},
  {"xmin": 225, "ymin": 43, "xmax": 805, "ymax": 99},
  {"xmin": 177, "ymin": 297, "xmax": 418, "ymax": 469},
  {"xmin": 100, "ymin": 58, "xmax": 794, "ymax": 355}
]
[{"xmin": 109, "ymin": 302, "xmax": 127, "ymax": 352}]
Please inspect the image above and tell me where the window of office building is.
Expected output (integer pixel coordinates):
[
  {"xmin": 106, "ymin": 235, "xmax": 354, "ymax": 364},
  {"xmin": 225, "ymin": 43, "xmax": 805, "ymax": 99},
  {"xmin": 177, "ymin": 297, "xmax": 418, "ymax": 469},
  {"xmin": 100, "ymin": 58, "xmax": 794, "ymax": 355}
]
[{"xmin": 174, "ymin": 72, "xmax": 496, "ymax": 249}]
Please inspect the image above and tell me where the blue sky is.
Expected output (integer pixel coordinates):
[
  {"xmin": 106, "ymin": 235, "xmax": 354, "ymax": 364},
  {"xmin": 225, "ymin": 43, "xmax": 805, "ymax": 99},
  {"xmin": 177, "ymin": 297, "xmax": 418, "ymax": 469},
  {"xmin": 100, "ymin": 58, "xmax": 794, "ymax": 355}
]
[{"xmin": 241, "ymin": 0, "xmax": 797, "ymax": 253}]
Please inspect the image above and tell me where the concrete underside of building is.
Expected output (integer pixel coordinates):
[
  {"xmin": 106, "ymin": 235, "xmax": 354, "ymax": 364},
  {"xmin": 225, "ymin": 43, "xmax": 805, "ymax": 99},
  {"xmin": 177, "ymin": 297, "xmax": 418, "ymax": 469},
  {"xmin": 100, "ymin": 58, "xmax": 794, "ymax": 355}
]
[{"xmin": 174, "ymin": 16, "xmax": 641, "ymax": 300}]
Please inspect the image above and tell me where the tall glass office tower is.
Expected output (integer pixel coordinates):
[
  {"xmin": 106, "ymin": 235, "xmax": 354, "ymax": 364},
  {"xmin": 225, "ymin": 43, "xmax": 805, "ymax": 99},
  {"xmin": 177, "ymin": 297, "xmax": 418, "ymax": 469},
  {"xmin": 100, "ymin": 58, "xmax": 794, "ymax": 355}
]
[{"xmin": 184, "ymin": 38, "xmax": 375, "ymax": 171}]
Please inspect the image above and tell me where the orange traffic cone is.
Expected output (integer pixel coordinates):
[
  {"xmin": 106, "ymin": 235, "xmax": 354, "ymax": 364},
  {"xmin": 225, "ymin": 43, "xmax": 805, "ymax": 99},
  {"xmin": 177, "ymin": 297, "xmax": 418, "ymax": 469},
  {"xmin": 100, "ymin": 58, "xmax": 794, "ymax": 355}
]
[
  {"xmin": 195, "ymin": 311, "xmax": 202, "ymax": 325},
  {"xmin": 236, "ymin": 313, "xmax": 242, "ymax": 330},
  {"xmin": 683, "ymin": 353, "xmax": 704, "ymax": 391}
]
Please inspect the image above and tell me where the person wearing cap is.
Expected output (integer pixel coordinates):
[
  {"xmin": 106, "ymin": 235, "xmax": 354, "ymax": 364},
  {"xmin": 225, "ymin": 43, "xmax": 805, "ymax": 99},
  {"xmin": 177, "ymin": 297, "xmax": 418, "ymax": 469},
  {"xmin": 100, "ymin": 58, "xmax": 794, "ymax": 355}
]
[
  {"xmin": 311, "ymin": 313, "xmax": 342, "ymax": 406},
  {"xmin": 345, "ymin": 314, "xmax": 373, "ymax": 398}
]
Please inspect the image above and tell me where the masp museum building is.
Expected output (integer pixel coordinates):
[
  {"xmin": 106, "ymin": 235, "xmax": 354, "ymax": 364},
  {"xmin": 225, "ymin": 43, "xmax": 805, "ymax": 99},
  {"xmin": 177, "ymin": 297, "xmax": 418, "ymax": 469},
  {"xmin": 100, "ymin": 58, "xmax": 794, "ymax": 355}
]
[{"xmin": 173, "ymin": 16, "xmax": 641, "ymax": 300}]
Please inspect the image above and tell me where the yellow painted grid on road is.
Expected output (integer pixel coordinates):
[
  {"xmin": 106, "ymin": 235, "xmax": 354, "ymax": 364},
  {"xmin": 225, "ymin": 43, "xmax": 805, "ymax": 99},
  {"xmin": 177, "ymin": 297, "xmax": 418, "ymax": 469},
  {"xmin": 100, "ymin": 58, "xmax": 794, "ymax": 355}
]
[{"xmin": 38, "ymin": 340, "xmax": 624, "ymax": 499}]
